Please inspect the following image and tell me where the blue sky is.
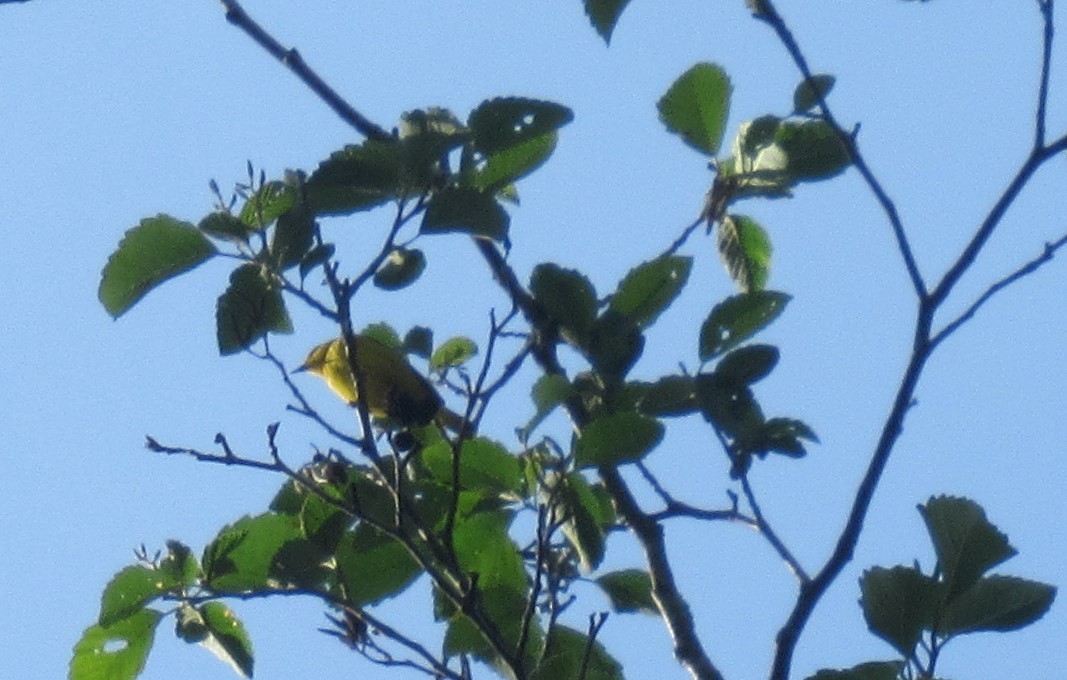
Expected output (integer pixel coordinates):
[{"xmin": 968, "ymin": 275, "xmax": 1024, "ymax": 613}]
[{"xmin": 2, "ymin": 1, "xmax": 1065, "ymax": 679}]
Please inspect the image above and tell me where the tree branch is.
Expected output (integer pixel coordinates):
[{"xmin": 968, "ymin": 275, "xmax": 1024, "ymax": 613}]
[
  {"xmin": 750, "ymin": 0, "xmax": 927, "ymax": 300},
  {"xmin": 1035, "ymin": 0, "xmax": 1055, "ymax": 148},
  {"xmin": 216, "ymin": 0, "xmax": 391, "ymax": 142}
]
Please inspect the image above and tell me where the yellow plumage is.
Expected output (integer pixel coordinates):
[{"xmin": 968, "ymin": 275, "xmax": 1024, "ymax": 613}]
[{"xmin": 297, "ymin": 335, "xmax": 466, "ymax": 432}]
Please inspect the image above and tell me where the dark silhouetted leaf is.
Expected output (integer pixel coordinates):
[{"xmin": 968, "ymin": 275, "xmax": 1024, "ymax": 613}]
[
  {"xmin": 597, "ymin": 569, "xmax": 657, "ymax": 614},
  {"xmin": 774, "ymin": 119, "xmax": 851, "ymax": 181},
  {"xmin": 919, "ymin": 495, "xmax": 1016, "ymax": 600},
  {"xmin": 583, "ymin": 0, "xmax": 634, "ymax": 44},
  {"xmin": 373, "ymin": 247, "xmax": 426, "ymax": 291},
  {"xmin": 468, "ymin": 97, "xmax": 573, "ymax": 155},
  {"xmin": 99, "ymin": 215, "xmax": 216, "ymax": 318},
  {"xmin": 531, "ymin": 263, "xmax": 598, "ymax": 345},
  {"xmin": 531, "ymin": 625, "xmax": 624, "ymax": 680},
  {"xmin": 421, "ymin": 187, "xmax": 509, "ymax": 241},
  {"xmin": 588, "ymin": 310, "xmax": 645, "ymax": 378},
  {"xmin": 199, "ymin": 211, "xmax": 250, "ymax": 243},
  {"xmin": 337, "ymin": 523, "xmax": 423, "ymax": 606},
  {"xmin": 216, "ymin": 264, "xmax": 292, "ymax": 355},
  {"xmin": 715, "ymin": 344, "xmax": 779, "ymax": 384},
  {"xmin": 805, "ymin": 661, "xmax": 903, "ymax": 680},
  {"xmin": 940, "ymin": 575, "xmax": 1056, "ymax": 636},
  {"xmin": 859, "ymin": 566, "xmax": 936, "ymax": 658},
  {"xmin": 635, "ymin": 375, "xmax": 698, "ymax": 417},
  {"xmin": 793, "ymin": 74, "xmax": 836, "ymax": 114}
]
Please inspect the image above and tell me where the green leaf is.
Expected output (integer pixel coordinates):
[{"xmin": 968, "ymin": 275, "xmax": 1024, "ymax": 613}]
[
  {"xmin": 360, "ymin": 321, "xmax": 402, "ymax": 349},
  {"xmin": 520, "ymin": 374, "xmax": 574, "ymax": 441},
  {"xmin": 270, "ymin": 197, "xmax": 315, "ymax": 271},
  {"xmin": 199, "ymin": 211, "xmax": 251, "ymax": 243},
  {"xmin": 733, "ymin": 115, "xmax": 782, "ymax": 158},
  {"xmin": 531, "ymin": 625, "xmax": 624, "ymax": 680},
  {"xmin": 588, "ymin": 310, "xmax": 645, "ymax": 378},
  {"xmin": 305, "ymin": 140, "xmax": 403, "ymax": 215},
  {"xmin": 99, "ymin": 566, "xmax": 175, "ymax": 628},
  {"xmin": 468, "ymin": 97, "xmax": 573, "ymax": 155},
  {"xmin": 699, "ymin": 290, "xmax": 791, "ymax": 360},
  {"xmin": 159, "ymin": 540, "xmax": 200, "ymax": 588},
  {"xmin": 793, "ymin": 74, "xmax": 836, "ymax": 114},
  {"xmin": 421, "ymin": 187, "xmax": 509, "ymax": 241},
  {"xmin": 404, "ymin": 326, "xmax": 434, "ymax": 359},
  {"xmin": 610, "ymin": 255, "xmax": 692, "ymax": 328},
  {"xmin": 575, "ymin": 410, "xmax": 664, "ymax": 467},
  {"xmin": 939, "ymin": 575, "xmax": 1056, "ymax": 636},
  {"xmin": 531, "ymin": 263, "xmax": 598, "ymax": 345},
  {"xmin": 336, "ymin": 523, "xmax": 423, "ymax": 606},
  {"xmin": 70, "ymin": 609, "xmax": 163, "ymax": 680},
  {"xmin": 299, "ymin": 243, "xmax": 335, "ymax": 280},
  {"xmin": 471, "ymin": 131, "xmax": 559, "ymax": 193},
  {"xmin": 216, "ymin": 263, "xmax": 293, "ymax": 355},
  {"xmin": 373, "ymin": 247, "xmax": 426, "ymax": 291},
  {"xmin": 859, "ymin": 566, "xmax": 937, "ymax": 658},
  {"xmin": 716, "ymin": 214, "xmax": 772, "ymax": 292},
  {"xmin": 239, "ymin": 180, "xmax": 295, "ymax": 228},
  {"xmin": 596, "ymin": 569, "xmax": 657, "ymax": 614},
  {"xmin": 202, "ymin": 513, "xmax": 302, "ymax": 593},
  {"xmin": 919, "ymin": 495, "xmax": 1017, "ymax": 600},
  {"xmin": 774, "ymin": 119, "xmax": 851, "ymax": 181},
  {"xmin": 805, "ymin": 661, "xmax": 904, "ymax": 680},
  {"xmin": 658, "ymin": 63, "xmax": 732, "ymax": 155},
  {"xmin": 634, "ymin": 375, "xmax": 698, "ymax": 417},
  {"xmin": 431, "ymin": 336, "xmax": 478, "ymax": 370},
  {"xmin": 715, "ymin": 344, "xmax": 779, "ymax": 384},
  {"xmin": 583, "ymin": 0, "xmax": 633, "ymax": 44},
  {"xmin": 199, "ymin": 602, "xmax": 254, "ymax": 678},
  {"xmin": 757, "ymin": 417, "xmax": 818, "ymax": 458},
  {"xmin": 99, "ymin": 215, "xmax": 216, "ymax": 318},
  {"xmin": 560, "ymin": 472, "xmax": 607, "ymax": 572},
  {"xmin": 695, "ymin": 373, "xmax": 765, "ymax": 446},
  {"xmin": 421, "ymin": 437, "xmax": 523, "ymax": 496}
]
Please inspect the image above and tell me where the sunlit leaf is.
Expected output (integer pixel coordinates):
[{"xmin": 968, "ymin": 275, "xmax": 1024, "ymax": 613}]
[
  {"xmin": 658, "ymin": 63, "xmax": 732, "ymax": 155},
  {"xmin": 531, "ymin": 625, "xmax": 624, "ymax": 680},
  {"xmin": 716, "ymin": 214, "xmax": 771, "ymax": 292},
  {"xmin": 99, "ymin": 215, "xmax": 216, "ymax": 318},
  {"xmin": 336, "ymin": 523, "xmax": 423, "ymax": 606},
  {"xmin": 199, "ymin": 602, "xmax": 254, "ymax": 678},
  {"xmin": 610, "ymin": 255, "xmax": 692, "ymax": 328},
  {"xmin": 575, "ymin": 410, "xmax": 663, "ymax": 467},
  {"xmin": 431, "ymin": 336, "xmax": 478, "ymax": 370},
  {"xmin": 239, "ymin": 181, "xmax": 295, "ymax": 229},
  {"xmin": 699, "ymin": 291, "xmax": 791, "ymax": 360},
  {"xmin": 70, "ymin": 609, "xmax": 163, "ymax": 680}
]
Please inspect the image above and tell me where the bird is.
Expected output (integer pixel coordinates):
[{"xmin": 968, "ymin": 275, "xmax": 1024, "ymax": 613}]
[{"xmin": 296, "ymin": 334, "xmax": 467, "ymax": 433}]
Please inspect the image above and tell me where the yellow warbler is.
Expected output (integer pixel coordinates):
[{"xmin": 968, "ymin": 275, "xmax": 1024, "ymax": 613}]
[{"xmin": 297, "ymin": 335, "xmax": 466, "ymax": 432}]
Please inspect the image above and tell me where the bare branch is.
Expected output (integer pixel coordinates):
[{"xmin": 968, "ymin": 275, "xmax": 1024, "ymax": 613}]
[
  {"xmin": 216, "ymin": 0, "xmax": 391, "ymax": 141},
  {"xmin": 750, "ymin": 0, "xmax": 927, "ymax": 299},
  {"xmin": 739, "ymin": 475, "xmax": 809, "ymax": 583},
  {"xmin": 932, "ymin": 230, "xmax": 1067, "ymax": 349},
  {"xmin": 1035, "ymin": 0, "xmax": 1055, "ymax": 147}
]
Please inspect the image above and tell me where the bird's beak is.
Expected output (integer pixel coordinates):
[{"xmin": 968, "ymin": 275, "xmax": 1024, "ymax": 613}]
[{"xmin": 291, "ymin": 364, "xmax": 309, "ymax": 375}]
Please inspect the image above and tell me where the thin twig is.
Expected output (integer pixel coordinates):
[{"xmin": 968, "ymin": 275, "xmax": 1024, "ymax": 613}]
[
  {"xmin": 739, "ymin": 475, "xmax": 809, "ymax": 583},
  {"xmin": 217, "ymin": 0, "xmax": 391, "ymax": 141},
  {"xmin": 931, "ymin": 230, "xmax": 1067, "ymax": 349},
  {"xmin": 1035, "ymin": 0, "xmax": 1055, "ymax": 148}
]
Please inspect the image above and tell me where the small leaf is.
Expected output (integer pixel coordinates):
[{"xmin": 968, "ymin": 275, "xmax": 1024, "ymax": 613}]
[
  {"xmin": 560, "ymin": 472, "xmax": 607, "ymax": 572},
  {"xmin": 199, "ymin": 211, "xmax": 250, "ymax": 242},
  {"xmin": 774, "ymin": 119, "xmax": 851, "ymax": 181},
  {"xmin": 421, "ymin": 187, "xmax": 509, "ymax": 241},
  {"xmin": 919, "ymin": 496, "xmax": 1017, "ymax": 600},
  {"xmin": 360, "ymin": 322, "xmax": 402, "ymax": 349},
  {"xmin": 159, "ymin": 540, "xmax": 200, "ymax": 588},
  {"xmin": 270, "ymin": 198, "xmax": 315, "ymax": 271},
  {"xmin": 216, "ymin": 264, "xmax": 293, "ymax": 355},
  {"xmin": 431, "ymin": 336, "xmax": 478, "ymax": 371},
  {"xmin": 939, "ymin": 575, "xmax": 1056, "ymax": 636},
  {"xmin": 203, "ymin": 513, "xmax": 303, "ymax": 593},
  {"xmin": 610, "ymin": 255, "xmax": 692, "ymax": 328},
  {"xmin": 635, "ymin": 375, "xmax": 698, "ymax": 417},
  {"xmin": 520, "ymin": 374, "xmax": 573, "ymax": 440},
  {"xmin": 373, "ymin": 247, "xmax": 426, "ymax": 291},
  {"xmin": 695, "ymin": 373, "xmax": 765, "ymax": 444},
  {"xmin": 200, "ymin": 602, "xmax": 254, "ymax": 678},
  {"xmin": 530, "ymin": 263, "xmax": 598, "ymax": 345},
  {"xmin": 658, "ymin": 63, "xmax": 732, "ymax": 155},
  {"xmin": 471, "ymin": 131, "xmax": 559, "ymax": 193},
  {"xmin": 421, "ymin": 437, "xmax": 523, "ymax": 495},
  {"xmin": 805, "ymin": 661, "xmax": 904, "ymax": 680},
  {"xmin": 715, "ymin": 344, "xmax": 779, "ymax": 384},
  {"xmin": 239, "ymin": 180, "xmax": 295, "ymax": 228},
  {"xmin": 757, "ymin": 417, "xmax": 818, "ymax": 458},
  {"xmin": 596, "ymin": 569, "xmax": 657, "ymax": 614},
  {"xmin": 859, "ymin": 566, "xmax": 936, "ymax": 658},
  {"xmin": 583, "ymin": 0, "xmax": 634, "ymax": 44},
  {"xmin": 99, "ymin": 215, "xmax": 216, "ymax": 318},
  {"xmin": 575, "ymin": 410, "xmax": 664, "ymax": 467},
  {"xmin": 99, "ymin": 566, "xmax": 174, "ymax": 628},
  {"xmin": 793, "ymin": 74, "xmax": 836, "ymax": 114},
  {"xmin": 699, "ymin": 290, "xmax": 791, "ymax": 360},
  {"xmin": 299, "ymin": 243, "xmax": 335, "ymax": 280},
  {"xmin": 404, "ymin": 326, "xmax": 434, "ymax": 359},
  {"xmin": 468, "ymin": 97, "xmax": 573, "ymax": 155},
  {"xmin": 70, "ymin": 609, "xmax": 163, "ymax": 680},
  {"xmin": 716, "ymin": 214, "xmax": 772, "ymax": 292}
]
